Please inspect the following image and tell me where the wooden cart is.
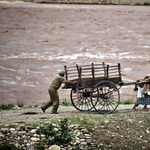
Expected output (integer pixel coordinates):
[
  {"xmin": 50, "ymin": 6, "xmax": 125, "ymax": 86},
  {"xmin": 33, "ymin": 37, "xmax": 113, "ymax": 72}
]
[{"xmin": 62, "ymin": 62, "xmax": 149, "ymax": 114}]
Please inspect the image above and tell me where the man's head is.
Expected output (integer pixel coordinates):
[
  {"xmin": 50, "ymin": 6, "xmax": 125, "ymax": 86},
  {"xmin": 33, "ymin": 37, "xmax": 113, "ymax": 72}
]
[{"xmin": 59, "ymin": 70, "xmax": 65, "ymax": 77}]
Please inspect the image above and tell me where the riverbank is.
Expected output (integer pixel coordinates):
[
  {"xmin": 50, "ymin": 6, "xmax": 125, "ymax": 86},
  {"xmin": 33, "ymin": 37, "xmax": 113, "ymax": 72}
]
[
  {"xmin": 0, "ymin": 0, "xmax": 150, "ymax": 5},
  {"xmin": 0, "ymin": 105, "xmax": 150, "ymax": 150}
]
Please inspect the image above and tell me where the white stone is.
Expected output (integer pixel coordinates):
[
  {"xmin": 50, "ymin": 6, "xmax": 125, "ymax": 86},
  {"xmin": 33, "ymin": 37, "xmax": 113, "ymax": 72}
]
[
  {"xmin": 84, "ymin": 134, "xmax": 91, "ymax": 137},
  {"xmin": 22, "ymin": 135, "xmax": 27, "ymax": 138},
  {"xmin": 80, "ymin": 142, "xmax": 87, "ymax": 145},
  {"xmin": 75, "ymin": 137, "xmax": 80, "ymax": 140},
  {"xmin": 73, "ymin": 129, "xmax": 78, "ymax": 134},
  {"xmin": 69, "ymin": 124, "xmax": 74, "ymax": 128},
  {"xmin": 30, "ymin": 129, "xmax": 36, "ymax": 134},
  {"xmin": 18, "ymin": 131, "xmax": 26, "ymax": 134},
  {"xmin": 26, "ymin": 143, "xmax": 30, "ymax": 147},
  {"xmin": 75, "ymin": 140, "xmax": 80, "ymax": 144},
  {"xmin": 76, "ymin": 131, "xmax": 81, "ymax": 136},
  {"xmin": 1, "ymin": 128, "xmax": 8, "ymax": 133},
  {"xmin": 85, "ymin": 136, "xmax": 91, "ymax": 139},
  {"xmin": 48, "ymin": 145, "xmax": 60, "ymax": 150},
  {"xmin": 41, "ymin": 134, "xmax": 45, "ymax": 138},
  {"xmin": 52, "ymin": 123, "xmax": 57, "ymax": 127},
  {"xmin": 31, "ymin": 137, "xmax": 40, "ymax": 142},
  {"xmin": 146, "ymin": 129, "xmax": 149, "ymax": 134},
  {"xmin": 127, "ymin": 119, "xmax": 133, "ymax": 123},
  {"xmin": 10, "ymin": 128, "xmax": 16, "ymax": 133},
  {"xmin": 33, "ymin": 134, "xmax": 40, "ymax": 137},
  {"xmin": 105, "ymin": 120, "xmax": 109, "ymax": 124},
  {"xmin": 53, "ymin": 128, "xmax": 59, "ymax": 132},
  {"xmin": 0, "ymin": 134, "xmax": 4, "ymax": 138}
]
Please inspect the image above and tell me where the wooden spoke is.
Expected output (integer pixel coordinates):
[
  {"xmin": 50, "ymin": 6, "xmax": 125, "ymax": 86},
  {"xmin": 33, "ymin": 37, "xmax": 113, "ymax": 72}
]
[{"xmin": 91, "ymin": 80, "xmax": 120, "ymax": 114}]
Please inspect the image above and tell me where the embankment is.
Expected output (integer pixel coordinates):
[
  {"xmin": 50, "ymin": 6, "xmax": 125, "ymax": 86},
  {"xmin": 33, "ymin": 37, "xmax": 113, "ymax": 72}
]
[{"xmin": 0, "ymin": 0, "xmax": 150, "ymax": 5}]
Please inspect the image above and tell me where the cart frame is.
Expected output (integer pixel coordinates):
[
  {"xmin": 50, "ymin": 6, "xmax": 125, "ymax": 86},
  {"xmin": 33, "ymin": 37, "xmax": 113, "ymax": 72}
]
[{"xmin": 62, "ymin": 62, "xmax": 150, "ymax": 114}]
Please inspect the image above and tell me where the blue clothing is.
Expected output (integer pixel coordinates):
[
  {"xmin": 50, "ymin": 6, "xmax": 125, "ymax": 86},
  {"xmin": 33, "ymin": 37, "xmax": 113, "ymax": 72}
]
[{"xmin": 135, "ymin": 94, "xmax": 150, "ymax": 105}]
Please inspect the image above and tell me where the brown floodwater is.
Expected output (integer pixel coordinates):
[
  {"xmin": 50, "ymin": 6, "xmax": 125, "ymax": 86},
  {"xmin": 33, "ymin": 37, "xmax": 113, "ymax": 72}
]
[{"xmin": 0, "ymin": 2, "xmax": 150, "ymax": 106}]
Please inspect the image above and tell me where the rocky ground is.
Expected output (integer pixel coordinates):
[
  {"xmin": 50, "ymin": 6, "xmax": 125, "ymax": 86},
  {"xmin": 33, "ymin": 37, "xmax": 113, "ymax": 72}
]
[
  {"xmin": 0, "ymin": 121, "xmax": 96, "ymax": 150},
  {"xmin": 0, "ymin": 105, "xmax": 150, "ymax": 150}
]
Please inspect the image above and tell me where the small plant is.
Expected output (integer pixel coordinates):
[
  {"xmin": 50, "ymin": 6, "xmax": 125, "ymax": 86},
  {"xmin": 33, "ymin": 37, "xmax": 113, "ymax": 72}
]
[
  {"xmin": 0, "ymin": 103, "xmax": 15, "ymax": 110},
  {"xmin": 57, "ymin": 117, "xmax": 74, "ymax": 143},
  {"xmin": 60, "ymin": 98, "xmax": 72, "ymax": 106},
  {"xmin": 36, "ymin": 117, "xmax": 74, "ymax": 146},
  {"xmin": 16, "ymin": 100, "xmax": 24, "ymax": 107}
]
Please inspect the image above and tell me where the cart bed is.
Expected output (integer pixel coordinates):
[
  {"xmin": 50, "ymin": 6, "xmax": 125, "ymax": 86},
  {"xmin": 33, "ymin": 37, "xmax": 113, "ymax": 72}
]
[{"xmin": 63, "ymin": 62, "xmax": 122, "ymax": 89}]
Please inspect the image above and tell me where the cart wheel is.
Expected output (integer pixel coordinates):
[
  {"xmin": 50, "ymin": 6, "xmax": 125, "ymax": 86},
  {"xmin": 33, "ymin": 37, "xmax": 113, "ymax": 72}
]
[
  {"xmin": 70, "ymin": 89, "xmax": 94, "ymax": 111},
  {"xmin": 91, "ymin": 80, "xmax": 120, "ymax": 114}
]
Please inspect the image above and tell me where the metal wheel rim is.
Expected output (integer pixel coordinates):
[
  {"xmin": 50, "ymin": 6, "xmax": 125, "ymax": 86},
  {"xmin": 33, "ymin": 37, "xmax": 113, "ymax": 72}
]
[
  {"xmin": 70, "ymin": 89, "xmax": 94, "ymax": 111},
  {"xmin": 91, "ymin": 80, "xmax": 120, "ymax": 114}
]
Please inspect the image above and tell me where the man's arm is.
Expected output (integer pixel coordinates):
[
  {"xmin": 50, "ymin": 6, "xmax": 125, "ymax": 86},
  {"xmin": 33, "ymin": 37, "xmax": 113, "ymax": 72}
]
[{"xmin": 66, "ymin": 80, "xmax": 76, "ymax": 84}]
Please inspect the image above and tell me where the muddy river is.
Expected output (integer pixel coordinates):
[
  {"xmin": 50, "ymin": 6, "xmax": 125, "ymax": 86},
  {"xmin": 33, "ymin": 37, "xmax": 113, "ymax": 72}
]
[{"xmin": 0, "ymin": 2, "xmax": 150, "ymax": 106}]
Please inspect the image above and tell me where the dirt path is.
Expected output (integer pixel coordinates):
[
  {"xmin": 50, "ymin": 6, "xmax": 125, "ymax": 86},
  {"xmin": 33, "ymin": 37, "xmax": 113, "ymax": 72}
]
[{"xmin": 0, "ymin": 105, "xmax": 139, "ymax": 126}]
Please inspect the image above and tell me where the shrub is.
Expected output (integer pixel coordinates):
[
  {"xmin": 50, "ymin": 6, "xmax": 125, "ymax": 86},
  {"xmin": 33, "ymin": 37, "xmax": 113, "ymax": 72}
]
[
  {"xmin": 60, "ymin": 98, "xmax": 72, "ymax": 106},
  {"xmin": 36, "ymin": 117, "xmax": 74, "ymax": 145},
  {"xmin": 0, "ymin": 103, "xmax": 15, "ymax": 110},
  {"xmin": 16, "ymin": 100, "xmax": 24, "ymax": 107}
]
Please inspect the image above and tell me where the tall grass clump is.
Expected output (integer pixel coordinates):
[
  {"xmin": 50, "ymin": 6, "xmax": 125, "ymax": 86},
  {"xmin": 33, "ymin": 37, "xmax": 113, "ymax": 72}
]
[
  {"xmin": 16, "ymin": 100, "xmax": 24, "ymax": 107},
  {"xmin": 0, "ymin": 104, "xmax": 15, "ymax": 110}
]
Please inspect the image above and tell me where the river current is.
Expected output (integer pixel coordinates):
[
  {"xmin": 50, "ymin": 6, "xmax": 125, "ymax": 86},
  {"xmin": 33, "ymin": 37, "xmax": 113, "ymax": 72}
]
[{"xmin": 0, "ymin": 2, "xmax": 150, "ymax": 106}]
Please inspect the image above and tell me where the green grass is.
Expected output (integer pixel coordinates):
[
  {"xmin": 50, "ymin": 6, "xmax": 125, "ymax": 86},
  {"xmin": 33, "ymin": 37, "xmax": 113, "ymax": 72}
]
[
  {"xmin": 0, "ymin": 98, "xmax": 135, "ymax": 111},
  {"xmin": 0, "ymin": 103, "xmax": 15, "ymax": 110},
  {"xmin": 119, "ymin": 98, "xmax": 134, "ymax": 105},
  {"xmin": 46, "ymin": 109, "xmax": 150, "ymax": 150},
  {"xmin": 64, "ymin": 111, "xmax": 150, "ymax": 150},
  {"xmin": 0, "ymin": 124, "xmax": 18, "ymax": 130}
]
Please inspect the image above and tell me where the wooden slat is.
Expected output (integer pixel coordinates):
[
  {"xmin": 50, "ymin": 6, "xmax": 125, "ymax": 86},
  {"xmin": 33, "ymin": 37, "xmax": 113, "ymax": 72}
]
[
  {"xmin": 109, "ymin": 71, "xmax": 119, "ymax": 74},
  {"xmin": 67, "ymin": 69, "xmax": 78, "ymax": 72},
  {"xmin": 108, "ymin": 65, "xmax": 119, "ymax": 68},
  {"xmin": 95, "ymin": 73, "xmax": 108, "ymax": 76},
  {"xmin": 63, "ymin": 62, "xmax": 122, "ymax": 89},
  {"xmin": 109, "ymin": 68, "xmax": 119, "ymax": 71},
  {"xmin": 68, "ymin": 72, "xmax": 78, "ymax": 74}
]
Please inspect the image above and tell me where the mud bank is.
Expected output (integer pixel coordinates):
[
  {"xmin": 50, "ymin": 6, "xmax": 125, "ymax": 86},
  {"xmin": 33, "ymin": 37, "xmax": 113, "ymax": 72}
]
[{"xmin": 0, "ymin": 0, "xmax": 150, "ymax": 5}]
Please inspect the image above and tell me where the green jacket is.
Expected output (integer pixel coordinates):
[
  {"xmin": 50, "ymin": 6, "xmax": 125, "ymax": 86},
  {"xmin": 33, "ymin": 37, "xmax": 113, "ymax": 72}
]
[{"xmin": 50, "ymin": 74, "xmax": 66, "ymax": 90}]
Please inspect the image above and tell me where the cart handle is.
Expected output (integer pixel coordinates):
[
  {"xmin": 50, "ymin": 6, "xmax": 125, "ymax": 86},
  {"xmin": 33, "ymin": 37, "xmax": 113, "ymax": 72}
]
[{"xmin": 119, "ymin": 79, "xmax": 150, "ymax": 87}]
